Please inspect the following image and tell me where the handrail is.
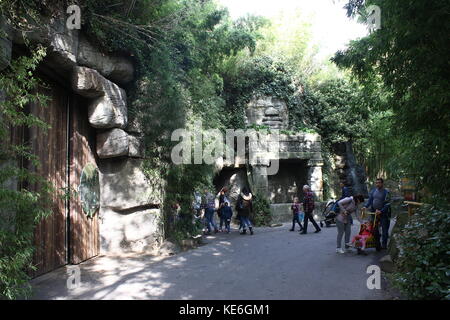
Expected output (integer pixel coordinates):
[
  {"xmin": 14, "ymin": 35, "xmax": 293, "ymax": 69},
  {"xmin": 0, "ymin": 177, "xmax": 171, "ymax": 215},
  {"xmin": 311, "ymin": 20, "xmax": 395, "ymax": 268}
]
[{"xmin": 404, "ymin": 201, "xmax": 424, "ymax": 216}]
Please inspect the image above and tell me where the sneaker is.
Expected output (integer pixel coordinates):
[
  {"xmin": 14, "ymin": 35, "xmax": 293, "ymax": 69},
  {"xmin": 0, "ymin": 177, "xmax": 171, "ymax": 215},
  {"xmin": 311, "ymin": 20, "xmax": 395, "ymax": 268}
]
[
  {"xmin": 289, "ymin": 229, "xmax": 294, "ymax": 232},
  {"xmin": 336, "ymin": 248, "xmax": 345, "ymax": 254},
  {"xmin": 314, "ymin": 229, "xmax": 321, "ymax": 233},
  {"xmin": 300, "ymin": 231, "xmax": 306, "ymax": 234}
]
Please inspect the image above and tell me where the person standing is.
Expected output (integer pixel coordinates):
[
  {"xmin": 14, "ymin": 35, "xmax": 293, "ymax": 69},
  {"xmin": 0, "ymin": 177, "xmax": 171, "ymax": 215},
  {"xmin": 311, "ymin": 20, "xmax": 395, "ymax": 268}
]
[
  {"xmin": 203, "ymin": 189, "xmax": 218, "ymax": 234},
  {"xmin": 221, "ymin": 202, "xmax": 233, "ymax": 233},
  {"xmin": 336, "ymin": 194, "xmax": 365, "ymax": 254},
  {"xmin": 289, "ymin": 196, "xmax": 304, "ymax": 232},
  {"xmin": 300, "ymin": 185, "xmax": 321, "ymax": 234},
  {"xmin": 363, "ymin": 178, "xmax": 391, "ymax": 249},
  {"xmin": 331, "ymin": 181, "xmax": 352, "ymax": 213},
  {"xmin": 217, "ymin": 187, "xmax": 229, "ymax": 232},
  {"xmin": 236, "ymin": 187, "xmax": 254, "ymax": 235}
]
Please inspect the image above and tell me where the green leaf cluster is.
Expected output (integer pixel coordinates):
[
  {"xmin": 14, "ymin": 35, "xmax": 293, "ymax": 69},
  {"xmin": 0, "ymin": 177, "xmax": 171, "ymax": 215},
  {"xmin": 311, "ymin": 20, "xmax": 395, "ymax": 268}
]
[{"xmin": 391, "ymin": 203, "xmax": 450, "ymax": 300}]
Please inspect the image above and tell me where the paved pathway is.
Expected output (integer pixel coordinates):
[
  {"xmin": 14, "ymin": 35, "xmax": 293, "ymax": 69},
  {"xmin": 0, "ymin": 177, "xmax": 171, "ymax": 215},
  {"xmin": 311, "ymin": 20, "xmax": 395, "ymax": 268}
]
[{"xmin": 30, "ymin": 221, "xmax": 393, "ymax": 300}]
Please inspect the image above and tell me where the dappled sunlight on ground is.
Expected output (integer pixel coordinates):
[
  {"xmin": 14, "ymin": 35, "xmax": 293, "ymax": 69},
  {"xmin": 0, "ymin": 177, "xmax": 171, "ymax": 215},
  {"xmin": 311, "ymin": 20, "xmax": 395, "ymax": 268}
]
[{"xmin": 30, "ymin": 221, "xmax": 393, "ymax": 300}]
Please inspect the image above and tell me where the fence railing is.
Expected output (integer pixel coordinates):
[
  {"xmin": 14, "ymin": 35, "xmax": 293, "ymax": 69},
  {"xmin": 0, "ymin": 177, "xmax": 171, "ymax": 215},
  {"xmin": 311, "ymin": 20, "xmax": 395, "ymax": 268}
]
[{"xmin": 403, "ymin": 201, "xmax": 423, "ymax": 216}]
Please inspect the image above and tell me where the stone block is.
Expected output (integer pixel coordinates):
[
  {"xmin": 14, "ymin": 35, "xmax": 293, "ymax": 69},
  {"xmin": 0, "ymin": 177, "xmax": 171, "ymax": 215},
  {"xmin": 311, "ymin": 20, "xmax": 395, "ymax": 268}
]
[
  {"xmin": 71, "ymin": 66, "xmax": 106, "ymax": 97},
  {"xmin": 270, "ymin": 203, "xmax": 292, "ymax": 224},
  {"xmin": 72, "ymin": 66, "xmax": 128, "ymax": 129},
  {"xmin": 99, "ymin": 207, "xmax": 161, "ymax": 255},
  {"xmin": 97, "ymin": 128, "xmax": 129, "ymax": 158},
  {"xmin": 128, "ymin": 134, "xmax": 145, "ymax": 158},
  {"xmin": 77, "ymin": 36, "xmax": 134, "ymax": 85},
  {"xmin": 379, "ymin": 254, "xmax": 395, "ymax": 273},
  {"xmin": 99, "ymin": 158, "xmax": 161, "ymax": 211},
  {"xmin": 88, "ymin": 81, "xmax": 128, "ymax": 129}
]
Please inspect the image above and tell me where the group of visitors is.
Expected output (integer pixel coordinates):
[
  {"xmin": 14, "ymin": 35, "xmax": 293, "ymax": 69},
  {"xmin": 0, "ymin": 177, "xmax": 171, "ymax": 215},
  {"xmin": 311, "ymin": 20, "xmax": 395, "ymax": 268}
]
[
  {"xmin": 331, "ymin": 178, "xmax": 391, "ymax": 255},
  {"xmin": 193, "ymin": 177, "xmax": 391, "ymax": 256},
  {"xmin": 193, "ymin": 186, "xmax": 254, "ymax": 235},
  {"xmin": 289, "ymin": 185, "xmax": 322, "ymax": 234}
]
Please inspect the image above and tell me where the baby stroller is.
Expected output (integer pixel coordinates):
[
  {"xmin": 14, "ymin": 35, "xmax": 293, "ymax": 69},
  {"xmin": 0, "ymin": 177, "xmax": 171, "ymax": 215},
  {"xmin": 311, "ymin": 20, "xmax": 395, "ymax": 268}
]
[
  {"xmin": 319, "ymin": 200, "xmax": 338, "ymax": 228},
  {"xmin": 351, "ymin": 211, "xmax": 382, "ymax": 254}
]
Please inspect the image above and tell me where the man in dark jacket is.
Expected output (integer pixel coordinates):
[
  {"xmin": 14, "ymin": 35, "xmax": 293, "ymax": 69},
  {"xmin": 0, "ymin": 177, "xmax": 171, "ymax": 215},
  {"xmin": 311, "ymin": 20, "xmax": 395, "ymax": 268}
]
[{"xmin": 300, "ymin": 185, "xmax": 321, "ymax": 234}]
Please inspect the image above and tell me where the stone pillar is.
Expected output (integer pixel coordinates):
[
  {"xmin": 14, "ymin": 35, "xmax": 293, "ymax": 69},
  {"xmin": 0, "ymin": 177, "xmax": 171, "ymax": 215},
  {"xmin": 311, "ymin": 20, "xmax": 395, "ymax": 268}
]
[
  {"xmin": 250, "ymin": 165, "xmax": 269, "ymax": 197},
  {"xmin": 307, "ymin": 159, "xmax": 324, "ymax": 201}
]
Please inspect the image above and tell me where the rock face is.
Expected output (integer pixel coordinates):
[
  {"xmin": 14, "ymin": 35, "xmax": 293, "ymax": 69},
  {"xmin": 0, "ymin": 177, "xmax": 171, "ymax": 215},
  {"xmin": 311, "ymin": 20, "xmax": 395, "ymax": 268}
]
[
  {"xmin": 10, "ymin": 17, "xmax": 134, "ymax": 84},
  {"xmin": 99, "ymin": 158, "xmax": 161, "ymax": 211},
  {"xmin": 72, "ymin": 66, "xmax": 106, "ymax": 97},
  {"xmin": 214, "ymin": 168, "xmax": 250, "ymax": 209},
  {"xmin": 4, "ymin": 13, "xmax": 156, "ymax": 258},
  {"xmin": 331, "ymin": 142, "xmax": 368, "ymax": 197},
  {"xmin": 72, "ymin": 66, "xmax": 129, "ymax": 130},
  {"xmin": 128, "ymin": 134, "xmax": 145, "ymax": 158},
  {"xmin": 246, "ymin": 96, "xmax": 289, "ymax": 130},
  {"xmin": 100, "ymin": 207, "xmax": 161, "ymax": 254},
  {"xmin": 97, "ymin": 128, "xmax": 129, "ymax": 158},
  {"xmin": 77, "ymin": 36, "xmax": 134, "ymax": 85}
]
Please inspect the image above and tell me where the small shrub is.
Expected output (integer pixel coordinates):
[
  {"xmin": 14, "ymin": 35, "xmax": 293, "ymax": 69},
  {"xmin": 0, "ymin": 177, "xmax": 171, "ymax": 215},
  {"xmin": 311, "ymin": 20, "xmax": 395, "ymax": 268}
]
[{"xmin": 252, "ymin": 193, "xmax": 272, "ymax": 226}]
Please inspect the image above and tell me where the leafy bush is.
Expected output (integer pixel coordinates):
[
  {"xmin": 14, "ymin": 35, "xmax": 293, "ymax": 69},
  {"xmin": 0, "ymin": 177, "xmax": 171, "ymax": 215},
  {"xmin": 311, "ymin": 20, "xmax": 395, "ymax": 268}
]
[
  {"xmin": 251, "ymin": 193, "xmax": 272, "ymax": 226},
  {"xmin": 391, "ymin": 204, "xmax": 450, "ymax": 300}
]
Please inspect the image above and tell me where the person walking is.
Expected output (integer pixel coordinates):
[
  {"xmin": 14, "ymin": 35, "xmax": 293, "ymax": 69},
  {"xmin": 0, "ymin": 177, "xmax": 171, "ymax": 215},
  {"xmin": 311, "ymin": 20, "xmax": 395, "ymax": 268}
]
[
  {"xmin": 363, "ymin": 178, "xmax": 391, "ymax": 249},
  {"xmin": 336, "ymin": 194, "xmax": 365, "ymax": 254},
  {"xmin": 289, "ymin": 196, "xmax": 304, "ymax": 232},
  {"xmin": 203, "ymin": 189, "xmax": 218, "ymax": 235},
  {"xmin": 236, "ymin": 187, "xmax": 254, "ymax": 235},
  {"xmin": 300, "ymin": 185, "xmax": 321, "ymax": 234}
]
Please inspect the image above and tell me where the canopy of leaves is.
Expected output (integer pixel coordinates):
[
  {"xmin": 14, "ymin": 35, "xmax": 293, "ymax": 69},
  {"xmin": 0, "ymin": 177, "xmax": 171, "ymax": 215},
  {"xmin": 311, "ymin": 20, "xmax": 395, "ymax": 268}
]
[{"xmin": 333, "ymin": 0, "xmax": 450, "ymax": 201}]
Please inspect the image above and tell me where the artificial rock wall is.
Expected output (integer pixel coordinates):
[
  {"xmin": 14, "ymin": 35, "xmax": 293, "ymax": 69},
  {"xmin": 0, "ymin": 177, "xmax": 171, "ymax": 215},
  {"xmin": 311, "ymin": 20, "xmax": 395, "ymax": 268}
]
[{"xmin": 1, "ymin": 14, "xmax": 162, "ymax": 255}]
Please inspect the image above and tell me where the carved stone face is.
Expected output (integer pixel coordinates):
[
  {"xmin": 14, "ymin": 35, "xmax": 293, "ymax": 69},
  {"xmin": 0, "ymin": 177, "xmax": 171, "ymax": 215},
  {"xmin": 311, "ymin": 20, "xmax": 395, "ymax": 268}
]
[{"xmin": 245, "ymin": 96, "xmax": 289, "ymax": 129}]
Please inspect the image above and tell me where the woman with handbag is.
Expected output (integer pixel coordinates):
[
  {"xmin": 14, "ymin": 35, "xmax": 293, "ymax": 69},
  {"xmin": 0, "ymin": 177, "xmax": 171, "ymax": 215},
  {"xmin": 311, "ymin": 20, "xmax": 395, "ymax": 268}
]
[
  {"xmin": 236, "ymin": 187, "xmax": 253, "ymax": 235},
  {"xmin": 336, "ymin": 194, "xmax": 365, "ymax": 254}
]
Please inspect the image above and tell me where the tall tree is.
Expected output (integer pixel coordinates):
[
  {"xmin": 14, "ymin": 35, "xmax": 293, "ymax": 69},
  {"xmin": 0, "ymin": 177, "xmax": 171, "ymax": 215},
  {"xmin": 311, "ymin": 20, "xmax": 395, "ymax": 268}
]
[{"xmin": 333, "ymin": 0, "xmax": 450, "ymax": 201}]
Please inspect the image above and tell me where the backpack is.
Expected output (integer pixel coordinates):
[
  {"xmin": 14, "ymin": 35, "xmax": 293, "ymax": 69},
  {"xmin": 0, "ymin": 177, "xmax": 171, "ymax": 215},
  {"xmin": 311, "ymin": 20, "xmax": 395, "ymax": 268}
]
[{"xmin": 241, "ymin": 198, "xmax": 251, "ymax": 209}]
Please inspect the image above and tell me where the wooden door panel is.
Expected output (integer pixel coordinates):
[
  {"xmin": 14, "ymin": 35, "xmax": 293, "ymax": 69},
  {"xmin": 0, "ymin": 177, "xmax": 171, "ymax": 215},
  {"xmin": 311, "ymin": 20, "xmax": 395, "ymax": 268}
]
[
  {"xmin": 29, "ymin": 84, "xmax": 68, "ymax": 277},
  {"xmin": 69, "ymin": 94, "xmax": 99, "ymax": 264}
]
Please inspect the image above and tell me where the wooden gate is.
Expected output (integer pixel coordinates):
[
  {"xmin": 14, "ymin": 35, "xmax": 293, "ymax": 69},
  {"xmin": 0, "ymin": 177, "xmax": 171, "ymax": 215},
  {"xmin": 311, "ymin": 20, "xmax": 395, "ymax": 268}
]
[
  {"xmin": 28, "ymin": 83, "xmax": 68, "ymax": 277},
  {"xmin": 69, "ymin": 94, "xmax": 100, "ymax": 264},
  {"xmin": 26, "ymin": 80, "xmax": 99, "ymax": 277}
]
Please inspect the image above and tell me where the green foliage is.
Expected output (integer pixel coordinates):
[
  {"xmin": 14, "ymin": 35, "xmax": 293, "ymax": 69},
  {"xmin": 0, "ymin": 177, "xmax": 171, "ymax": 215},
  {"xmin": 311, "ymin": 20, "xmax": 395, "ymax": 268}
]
[
  {"xmin": 222, "ymin": 55, "xmax": 303, "ymax": 129},
  {"xmin": 333, "ymin": 0, "xmax": 450, "ymax": 201},
  {"xmin": 251, "ymin": 193, "xmax": 272, "ymax": 227},
  {"xmin": 304, "ymin": 78, "xmax": 370, "ymax": 145},
  {"xmin": 0, "ymin": 47, "xmax": 52, "ymax": 300},
  {"xmin": 391, "ymin": 203, "xmax": 450, "ymax": 300}
]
